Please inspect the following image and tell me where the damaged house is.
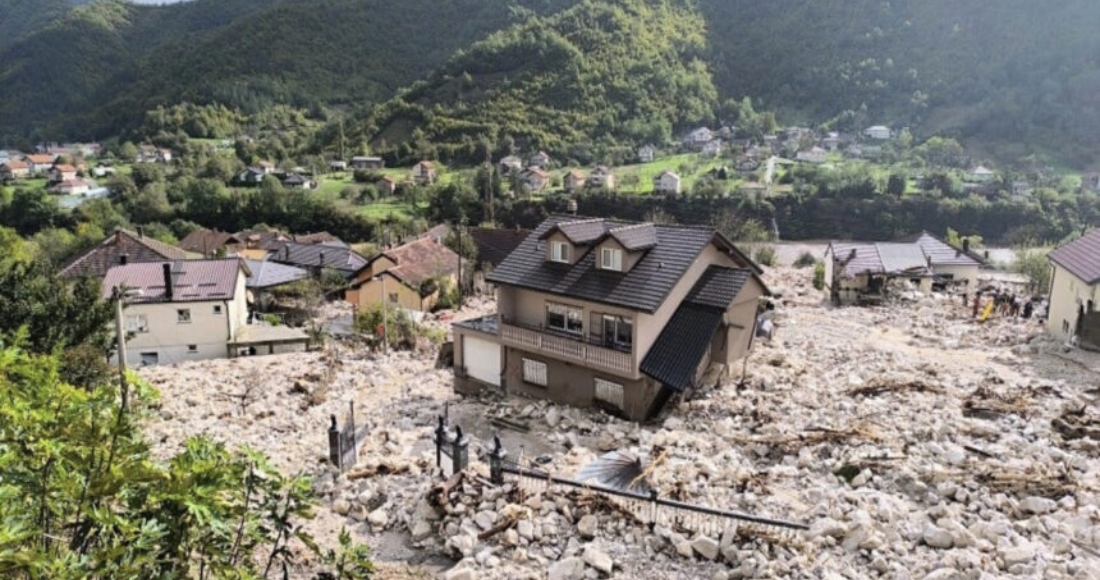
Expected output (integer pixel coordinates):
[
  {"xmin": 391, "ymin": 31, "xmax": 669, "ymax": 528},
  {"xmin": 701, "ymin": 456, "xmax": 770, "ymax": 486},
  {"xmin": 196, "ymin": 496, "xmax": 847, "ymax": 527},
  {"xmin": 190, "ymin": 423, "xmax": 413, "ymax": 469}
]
[
  {"xmin": 452, "ymin": 216, "xmax": 768, "ymax": 421},
  {"xmin": 824, "ymin": 242, "xmax": 934, "ymax": 305}
]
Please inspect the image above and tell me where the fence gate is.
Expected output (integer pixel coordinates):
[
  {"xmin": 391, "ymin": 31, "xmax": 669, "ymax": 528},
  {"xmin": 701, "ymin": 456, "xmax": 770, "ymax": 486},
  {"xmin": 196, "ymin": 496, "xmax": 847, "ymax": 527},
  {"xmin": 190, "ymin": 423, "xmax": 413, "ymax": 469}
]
[{"xmin": 328, "ymin": 401, "xmax": 358, "ymax": 472}]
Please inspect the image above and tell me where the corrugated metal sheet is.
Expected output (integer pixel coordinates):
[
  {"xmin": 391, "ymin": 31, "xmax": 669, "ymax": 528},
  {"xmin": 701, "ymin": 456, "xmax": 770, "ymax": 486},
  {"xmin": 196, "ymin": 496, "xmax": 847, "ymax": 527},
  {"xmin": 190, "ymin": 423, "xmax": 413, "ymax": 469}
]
[
  {"xmin": 101, "ymin": 258, "xmax": 246, "ymax": 303},
  {"xmin": 1049, "ymin": 229, "xmax": 1100, "ymax": 284},
  {"xmin": 244, "ymin": 259, "xmax": 310, "ymax": 289},
  {"xmin": 876, "ymin": 243, "xmax": 928, "ymax": 272}
]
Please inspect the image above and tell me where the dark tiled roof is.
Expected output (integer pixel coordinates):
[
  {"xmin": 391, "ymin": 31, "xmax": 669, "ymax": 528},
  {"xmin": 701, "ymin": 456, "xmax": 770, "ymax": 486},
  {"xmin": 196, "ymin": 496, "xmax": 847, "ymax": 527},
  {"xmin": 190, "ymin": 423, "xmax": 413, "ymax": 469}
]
[
  {"xmin": 829, "ymin": 241, "xmax": 932, "ymax": 278},
  {"xmin": 379, "ymin": 237, "xmax": 461, "ymax": 287},
  {"xmin": 244, "ymin": 259, "xmax": 310, "ymax": 289},
  {"xmin": 685, "ymin": 267, "xmax": 752, "ymax": 309},
  {"xmin": 640, "ymin": 305, "xmax": 724, "ymax": 392},
  {"xmin": 469, "ymin": 228, "xmax": 532, "ymax": 268},
  {"xmin": 606, "ymin": 223, "xmax": 657, "ymax": 251},
  {"xmin": 61, "ymin": 229, "xmax": 190, "ymax": 279},
  {"xmin": 270, "ymin": 242, "xmax": 368, "ymax": 275},
  {"xmin": 1049, "ymin": 229, "xmax": 1100, "ymax": 284},
  {"xmin": 894, "ymin": 231, "xmax": 985, "ymax": 266},
  {"xmin": 539, "ymin": 218, "xmax": 608, "ymax": 244},
  {"xmin": 489, "ymin": 216, "xmax": 758, "ymax": 314},
  {"xmin": 179, "ymin": 229, "xmax": 240, "ymax": 255},
  {"xmin": 101, "ymin": 258, "xmax": 247, "ymax": 303},
  {"xmin": 293, "ymin": 232, "xmax": 341, "ymax": 245},
  {"xmin": 236, "ymin": 230, "xmax": 292, "ymax": 251}
]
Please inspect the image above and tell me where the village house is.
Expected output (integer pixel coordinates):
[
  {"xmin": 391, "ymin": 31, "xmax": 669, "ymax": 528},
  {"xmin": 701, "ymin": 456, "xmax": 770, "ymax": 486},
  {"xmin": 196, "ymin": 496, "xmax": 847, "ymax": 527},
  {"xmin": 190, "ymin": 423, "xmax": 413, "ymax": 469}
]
[
  {"xmin": 824, "ymin": 242, "xmax": 934, "ymax": 304},
  {"xmin": 701, "ymin": 140, "xmax": 723, "ymax": 158},
  {"xmin": 518, "ymin": 167, "xmax": 550, "ymax": 193},
  {"xmin": 653, "ymin": 170, "xmax": 681, "ymax": 195},
  {"xmin": 236, "ymin": 167, "xmax": 267, "ymax": 185},
  {"xmin": 451, "ymin": 216, "xmax": 769, "ymax": 421},
  {"xmin": 1081, "ymin": 173, "xmax": 1100, "ymax": 194},
  {"xmin": 586, "ymin": 166, "xmax": 616, "ymax": 190},
  {"xmin": 270, "ymin": 242, "xmax": 368, "ymax": 279},
  {"xmin": 0, "ymin": 160, "xmax": 30, "ymax": 181},
  {"xmin": 894, "ymin": 231, "xmax": 985, "ymax": 290},
  {"xmin": 378, "ymin": 175, "xmax": 397, "ymax": 196},
  {"xmin": 412, "ymin": 161, "xmax": 437, "ymax": 185},
  {"xmin": 527, "ymin": 151, "xmax": 552, "ymax": 169},
  {"xmin": 498, "ymin": 156, "xmax": 524, "ymax": 176},
  {"xmin": 683, "ymin": 127, "xmax": 715, "ymax": 151},
  {"xmin": 61, "ymin": 228, "xmax": 193, "ymax": 279},
  {"xmin": 563, "ymin": 170, "xmax": 586, "ymax": 193},
  {"xmin": 50, "ymin": 179, "xmax": 92, "ymax": 196},
  {"xmin": 863, "ymin": 125, "xmax": 892, "ymax": 140},
  {"xmin": 243, "ymin": 258, "xmax": 311, "ymax": 306},
  {"xmin": 281, "ymin": 173, "xmax": 311, "ymax": 189},
  {"xmin": 330, "ymin": 160, "xmax": 349, "ymax": 172},
  {"xmin": 1047, "ymin": 229, "xmax": 1100, "ymax": 344},
  {"xmin": 965, "ymin": 165, "xmax": 996, "ymax": 183},
  {"xmin": 102, "ymin": 259, "xmax": 309, "ymax": 365},
  {"xmin": 796, "ymin": 147, "xmax": 828, "ymax": 164},
  {"xmin": 179, "ymin": 229, "xmax": 246, "ymax": 257},
  {"xmin": 637, "ymin": 145, "xmax": 657, "ymax": 163},
  {"xmin": 350, "ymin": 156, "xmax": 384, "ymax": 170},
  {"xmin": 822, "ymin": 132, "xmax": 842, "ymax": 151},
  {"xmin": 48, "ymin": 164, "xmax": 78, "ymax": 183},
  {"xmin": 345, "ymin": 236, "xmax": 463, "ymax": 313},
  {"xmin": 136, "ymin": 145, "xmax": 172, "ymax": 164},
  {"xmin": 25, "ymin": 153, "xmax": 58, "ymax": 175}
]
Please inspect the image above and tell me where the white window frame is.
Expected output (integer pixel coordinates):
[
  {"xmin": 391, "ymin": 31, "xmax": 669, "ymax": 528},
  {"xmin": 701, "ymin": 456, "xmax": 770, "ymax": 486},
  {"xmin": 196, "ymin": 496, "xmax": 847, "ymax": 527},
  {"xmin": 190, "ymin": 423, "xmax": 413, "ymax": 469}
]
[
  {"xmin": 601, "ymin": 247, "xmax": 623, "ymax": 271},
  {"xmin": 177, "ymin": 308, "xmax": 192, "ymax": 323},
  {"xmin": 126, "ymin": 314, "xmax": 148, "ymax": 334},
  {"xmin": 550, "ymin": 241, "xmax": 571, "ymax": 263},
  {"xmin": 595, "ymin": 378, "xmax": 624, "ymax": 410},
  {"xmin": 546, "ymin": 302, "xmax": 584, "ymax": 335},
  {"xmin": 522, "ymin": 358, "xmax": 547, "ymax": 387}
]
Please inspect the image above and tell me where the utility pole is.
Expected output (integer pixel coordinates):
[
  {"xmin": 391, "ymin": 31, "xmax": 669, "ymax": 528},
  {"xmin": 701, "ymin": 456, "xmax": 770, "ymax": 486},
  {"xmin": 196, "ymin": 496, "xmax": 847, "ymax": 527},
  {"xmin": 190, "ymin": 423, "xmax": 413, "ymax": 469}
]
[
  {"xmin": 456, "ymin": 223, "xmax": 463, "ymax": 310},
  {"xmin": 485, "ymin": 151, "xmax": 495, "ymax": 226},
  {"xmin": 381, "ymin": 274, "xmax": 389, "ymax": 355},
  {"xmin": 113, "ymin": 286, "xmax": 129, "ymax": 412}
]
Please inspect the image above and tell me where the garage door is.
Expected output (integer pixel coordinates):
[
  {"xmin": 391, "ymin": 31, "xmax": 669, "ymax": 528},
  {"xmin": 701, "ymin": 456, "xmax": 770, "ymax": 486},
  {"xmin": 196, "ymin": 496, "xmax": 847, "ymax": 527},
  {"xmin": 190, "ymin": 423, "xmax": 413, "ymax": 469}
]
[{"xmin": 464, "ymin": 336, "xmax": 501, "ymax": 387}]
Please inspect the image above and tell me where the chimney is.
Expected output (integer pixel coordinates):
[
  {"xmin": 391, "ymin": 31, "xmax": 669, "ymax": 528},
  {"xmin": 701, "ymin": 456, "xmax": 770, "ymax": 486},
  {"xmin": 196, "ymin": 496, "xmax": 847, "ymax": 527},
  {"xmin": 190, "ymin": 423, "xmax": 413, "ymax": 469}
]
[
  {"xmin": 162, "ymin": 263, "xmax": 173, "ymax": 301},
  {"xmin": 119, "ymin": 253, "xmax": 128, "ymax": 265},
  {"xmin": 962, "ymin": 239, "xmax": 971, "ymax": 254},
  {"xmin": 138, "ymin": 225, "xmax": 144, "ymax": 238},
  {"xmin": 319, "ymin": 251, "xmax": 326, "ymax": 266}
]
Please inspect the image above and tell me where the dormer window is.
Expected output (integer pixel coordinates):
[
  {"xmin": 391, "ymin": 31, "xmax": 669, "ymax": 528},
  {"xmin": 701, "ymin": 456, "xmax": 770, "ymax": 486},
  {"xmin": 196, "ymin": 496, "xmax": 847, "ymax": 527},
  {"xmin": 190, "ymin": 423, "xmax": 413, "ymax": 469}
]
[
  {"xmin": 601, "ymin": 248, "xmax": 623, "ymax": 271},
  {"xmin": 550, "ymin": 241, "xmax": 571, "ymax": 263}
]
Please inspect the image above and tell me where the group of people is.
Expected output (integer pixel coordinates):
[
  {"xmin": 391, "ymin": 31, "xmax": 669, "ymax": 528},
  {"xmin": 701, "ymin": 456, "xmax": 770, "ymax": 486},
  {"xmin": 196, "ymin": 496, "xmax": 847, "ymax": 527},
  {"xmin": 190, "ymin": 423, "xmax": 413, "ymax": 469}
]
[{"xmin": 965, "ymin": 287, "xmax": 1040, "ymax": 321}]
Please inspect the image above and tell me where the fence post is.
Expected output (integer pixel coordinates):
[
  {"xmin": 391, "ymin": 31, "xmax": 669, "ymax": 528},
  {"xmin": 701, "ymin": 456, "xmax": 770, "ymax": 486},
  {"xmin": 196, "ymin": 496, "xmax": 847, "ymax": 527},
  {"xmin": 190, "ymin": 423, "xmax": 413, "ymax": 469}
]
[
  {"xmin": 649, "ymin": 489, "xmax": 659, "ymax": 530},
  {"xmin": 328, "ymin": 415, "xmax": 341, "ymax": 470},
  {"xmin": 452, "ymin": 425, "xmax": 469, "ymax": 474},
  {"xmin": 435, "ymin": 415, "xmax": 447, "ymax": 470},
  {"xmin": 488, "ymin": 434, "xmax": 506, "ymax": 485}
]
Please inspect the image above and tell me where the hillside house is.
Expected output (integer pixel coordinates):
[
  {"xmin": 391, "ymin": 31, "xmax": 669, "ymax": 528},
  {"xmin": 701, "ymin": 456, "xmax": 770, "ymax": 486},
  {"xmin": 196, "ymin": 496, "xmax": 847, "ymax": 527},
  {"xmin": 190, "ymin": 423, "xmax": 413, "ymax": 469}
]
[
  {"xmin": 270, "ymin": 242, "xmax": 368, "ymax": 279},
  {"xmin": 638, "ymin": 145, "xmax": 657, "ymax": 163},
  {"xmin": 345, "ymin": 236, "xmax": 462, "ymax": 313},
  {"xmin": 378, "ymin": 176, "xmax": 397, "ymax": 196},
  {"xmin": 236, "ymin": 167, "xmax": 267, "ymax": 185},
  {"xmin": 179, "ymin": 229, "xmax": 245, "ymax": 257},
  {"xmin": 136, "ymin": 146, "xmax": 172, "ymax": 164},
  {"xmin": 350, "ymin": 156, "xmax": 384, "ymax": 169},
  {"xmin": 48, "ymin": 164, "xmax": 77, "ymax": 183},
  {"xmin": 587, "ymin": 166, "xmax": 616, "ymax": 190},
  {"xmin": 966, "ymin": 166, "xmax": 996, "ymax": 183},
  {"xmin": 653, "ymin": 170, "xmax": 681, "ymax": 195},
  {"xmin": 61, "ymin": 229, "xmax": 192, "ymax": 279},
  {"xmin": 796, "ymin": 147, "xmax": 828, "ymax": 164},
  {"xmin": 683, "ymin": 127, "xmax": 714, "ymax": 151},
  {"xmin": 50, "ymin": 179, "xmax": 91, "ymax": 196},
  {"xmin": 451, "ymin": 216, "xmax": 769, "ymax": 421},
  {"xmin": 563, "ymin": 170, "xmax": 586, "ymax": 193},
  {"xmin": 528, "ymin": 151, "xmax": 552, "ymax": 169},
  {"xmin": 330, "ymin": 160, "xmax": 349, "ymax": 172},
  {"xmin": 863, "ymin": 126, "xmax": 892, "ymax": 140},
  {"xmin": 282, "ymin": 173, "xmax": 311, "ymax": 189},
  {"xmin": 1081, "ymin": 173, "xmax": 1100, "ymax": 194},
  {"xmin": 701, "ymin": 140, "xmax": 723, "ymax": 158},
  {"xmin": 0, "ymin": 160, "xmax": 30, "ymax": 181},
  {"xmin": 894, "ymin": 231, "xmax": 985, "ymax": 290},
  {"xmin": 1047, "ymin": 230, "xmax": 1100, "ymax": 344},
  {"xmin": 498, "ymin": 156, "xmax": 523, "ymax": 176},
  {"xmin": 824, "ymin": 242, "xmax": 934, "ymax": 304},
  {"xmin": 519, "ymin": 168, "xmax": 550, "ymax": 193},
  {"xmin": 25, "ymin": 154, "xmax": 58, "ymax": 175},
  {"xmin": 822, "ymin": 132, "xmax": 842, "ymax": 151},
  {"xmin": 412, "ymin": 161, "xmax": 437, "ymax": 185},
  {"xmin": 102, "ymin": 259, "xmax": 309, "ymax": 365}
]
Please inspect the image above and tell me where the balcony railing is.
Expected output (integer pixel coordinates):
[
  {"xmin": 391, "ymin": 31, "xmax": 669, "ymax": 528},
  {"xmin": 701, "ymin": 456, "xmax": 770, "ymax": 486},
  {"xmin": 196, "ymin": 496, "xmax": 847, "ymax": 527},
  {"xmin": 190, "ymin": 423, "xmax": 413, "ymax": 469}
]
[{"xmin": 499, "ymin": 319, "xmax": 634, "ymax": 376}]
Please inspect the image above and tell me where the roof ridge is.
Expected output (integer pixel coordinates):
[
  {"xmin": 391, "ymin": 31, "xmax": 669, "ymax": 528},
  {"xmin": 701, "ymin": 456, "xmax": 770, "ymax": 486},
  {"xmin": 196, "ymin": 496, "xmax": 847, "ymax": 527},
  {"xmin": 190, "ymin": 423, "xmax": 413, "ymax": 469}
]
[{"xmin": 608, "ymin": 222, "xmax": 654, "ymax": 233}]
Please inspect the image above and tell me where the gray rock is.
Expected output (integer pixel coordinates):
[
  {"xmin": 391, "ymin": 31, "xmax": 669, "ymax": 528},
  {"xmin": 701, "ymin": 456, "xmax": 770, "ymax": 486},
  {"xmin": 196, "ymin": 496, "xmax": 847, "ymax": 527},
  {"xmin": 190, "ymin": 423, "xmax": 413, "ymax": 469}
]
[
  {"xmin": 922, "ymin": 569, "xmax": 958, "ymax": 580},
  {"xmin": 517, "ymin": 520, "xmax": 534, "ymax": 540},
  {"xmin": 348, "ymin": 504, "xmax": 368, "ymax": 523},
  {"xmin": 1019, "ymin": 496, "xmax": 1057, "ymax": 515},
  {"xmin": 582, "ymin": 545, "xmax": 613, "ymax": 575},
  {"xmin": 577, "ymin": 515, "xmax": 598, "ymax": 539},
  {"xmin": 367, "ymin": 507, "xmax": 388, "ymax": 529},
  {"xmin": 548, "ymin": 556, "xmax": 586, "ymax": 580},
  {"xmin": 675, "ymin": 537, "xmax": 695, "ymax": 559},
  {"xmin": 692, "ymin": 535, "xmax": 720, "ymax": 561},
  {"xmin": 1001, "ymin": 543, "xmax": 1036, "ymax": 567},
  {"xmin": 442, "ymin": 565, "xmax": 476, "ymax": 580},
  {"xmin": 474, "ymin": 511, "xmax": 495, "ymax": 531},
  {"xmin": 332, "ymin": 499, "xmax": 351, "ymax": 516},
  {"xmin": 923, "ymin": 524, "xmax": 954, "ymax": 549}
]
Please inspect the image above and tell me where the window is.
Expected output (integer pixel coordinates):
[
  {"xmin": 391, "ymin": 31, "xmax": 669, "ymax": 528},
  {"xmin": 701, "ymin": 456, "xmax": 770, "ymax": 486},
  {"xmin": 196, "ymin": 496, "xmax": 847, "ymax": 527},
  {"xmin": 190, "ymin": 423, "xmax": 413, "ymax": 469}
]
[
  {"xmin": 602, "ymin": 315, "xmax": 633, "ymax": 349},
  {"xmin": 547, "ymin": 302, "xmax": 583, "ymax": 334},
  {"xmin": 213, "ymin": 305, "xmax": 223, "ymax": 315},
  {"xmin": 177, "ymin": 309, "xmax": 191, "ymax": 323},
  {"xmin": 522, "ymin": 359, "xmax": 547, "ymax": 387},
  {"xmin": 550, "ymin": 241, "xmax": 571, "ymax": 263},
  {"xmin": 595, "ymin": 378, "xmax": 624, "ymax": 410},
  {"xmin": 601, "ymin": 248, "xmax": 623, "ymax": 271},
  {"xmin": 187, "ymin": 344, "xmax": 198, "ymax": 353},
  {"xmin": 126, "ymin": 314, "xmax": 148, "ymax": 333},
  {"xmin": 389, "ymin": 293, "xmax": 399, "ymax": 304},
  {"xmin": 140, "ymin": 352, "xmax": 159, "ymax": 366}
]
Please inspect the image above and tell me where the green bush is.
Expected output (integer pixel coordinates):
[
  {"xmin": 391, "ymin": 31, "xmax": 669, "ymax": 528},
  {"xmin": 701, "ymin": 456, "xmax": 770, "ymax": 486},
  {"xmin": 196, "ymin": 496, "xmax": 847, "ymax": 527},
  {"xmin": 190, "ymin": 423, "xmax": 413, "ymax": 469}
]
[
  {"xmin": 794, "ymin": 250, "xmax": 818, "ymax": 268},
  {"xmin": 812, "ymin": 263, "xmax": 825, "ymax": 290},
  {"xmin": 753, "ymin": 245, "xmax": 777, "ymax": 267},
  {"xmin": 354, "ymin": 302, "xmax": 441, "ymax": 350},
  {"xmin": 1013, "ymin": 246, "xmax": 1052, "ymax": 295}
]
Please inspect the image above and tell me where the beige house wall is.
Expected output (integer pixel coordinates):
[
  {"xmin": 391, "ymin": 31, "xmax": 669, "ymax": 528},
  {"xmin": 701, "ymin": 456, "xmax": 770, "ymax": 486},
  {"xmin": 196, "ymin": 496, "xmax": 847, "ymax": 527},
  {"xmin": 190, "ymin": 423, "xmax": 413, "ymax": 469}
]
[
  {"xmin": 1048, "ymin": 264, "xmax": 1098, "ymax": 340},
  {"xmin": 120, "ymin": 293, "xmax": 247, "ymax": 367},
  {"xmin": 933, "ymin": 264, "xmax": 981, "ymax": 289},
  {"xmin": 350, "ymin": 272, "xmax": 428, "ymax": 312}
]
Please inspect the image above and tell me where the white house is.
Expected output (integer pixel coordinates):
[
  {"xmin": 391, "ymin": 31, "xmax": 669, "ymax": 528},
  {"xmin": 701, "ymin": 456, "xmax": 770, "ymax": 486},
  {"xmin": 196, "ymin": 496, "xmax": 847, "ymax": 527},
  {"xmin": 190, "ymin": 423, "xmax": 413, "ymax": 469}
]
[
  {"xmin": 701, "ymin": 139, "xmax": 723, "ymax": 158},
  {"xmin": 966, "ymin": 166, "xmax": 996, "ymax": 183},
  {"xmin": 102, "ymin": 259, "xmax": 308, "ymax": 366},
  {"xmin": 1047, "ymin": 230, "xmax": 1100, "ymax": 342},
  {"xmin": 638, "ymin": 145, "xmax": 657, "ymax": 163},
  {"xmin": 586, "ymin": 166, "xmax": 615, "ymax": 190},
  {"xmin": 653, "ymin": 170, "xmax": 681, "ymax": 195},
  {"xmin": 683, "ymin": 127, "xmax": 714, "ymax": 151},
  {"xmin": 796, "ymin": 147, "xmax": 828, "ymax": 164},
  {"xmin": 864, "ymin": 126, "xmax": 892, "ymax": 140}
]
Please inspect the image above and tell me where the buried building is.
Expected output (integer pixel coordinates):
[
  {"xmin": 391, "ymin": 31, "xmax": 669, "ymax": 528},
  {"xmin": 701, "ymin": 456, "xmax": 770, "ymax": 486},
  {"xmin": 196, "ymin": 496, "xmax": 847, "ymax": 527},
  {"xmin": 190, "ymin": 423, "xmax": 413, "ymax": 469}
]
[{"xmin": 451, "ymin": 216, "xmax": 769, "ymax": 421}]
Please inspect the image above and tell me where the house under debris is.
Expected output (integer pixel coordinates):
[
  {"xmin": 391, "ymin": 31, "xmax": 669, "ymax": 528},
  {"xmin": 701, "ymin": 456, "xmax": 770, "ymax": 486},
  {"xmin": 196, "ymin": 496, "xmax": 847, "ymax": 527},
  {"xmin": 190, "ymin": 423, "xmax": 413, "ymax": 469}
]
[{"xmin": 824, "ymin": 242, "xmax": 934, "ymax": 305}]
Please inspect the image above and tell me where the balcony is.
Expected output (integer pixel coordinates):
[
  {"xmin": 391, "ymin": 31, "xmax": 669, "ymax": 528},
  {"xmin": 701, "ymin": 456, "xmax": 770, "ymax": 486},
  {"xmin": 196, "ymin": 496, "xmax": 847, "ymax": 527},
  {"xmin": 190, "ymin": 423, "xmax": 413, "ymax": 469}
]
[{"xmin": 498, "ymin": 318, "xmax": 635, "ymax": 377}]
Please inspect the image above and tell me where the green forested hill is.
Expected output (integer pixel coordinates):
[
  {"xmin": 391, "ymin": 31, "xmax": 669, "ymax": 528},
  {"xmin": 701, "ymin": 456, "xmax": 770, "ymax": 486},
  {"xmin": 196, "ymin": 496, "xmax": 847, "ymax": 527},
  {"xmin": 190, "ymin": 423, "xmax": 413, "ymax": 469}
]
[
  {"xmin": 350, "ymin": 0, "xmax": 716, "ymax": 164},
  {"xmin": 3, "ymin": 0, "xmax": 1100, "ymax": 166}
]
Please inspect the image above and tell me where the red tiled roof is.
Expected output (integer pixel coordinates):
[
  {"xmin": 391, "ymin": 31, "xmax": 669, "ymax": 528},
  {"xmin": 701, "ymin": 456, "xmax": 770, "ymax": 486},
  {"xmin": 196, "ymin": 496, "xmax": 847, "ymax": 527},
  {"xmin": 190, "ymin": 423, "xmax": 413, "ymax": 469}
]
[
  {"xmin": 2, "ymin": 160, "xmax": 28, "ymax": 170},
  {"xmin": 1049, "ymin": 229, "xmax": 1100, "ymax": 284},
  {"xmin": 377, "ymin": 237, "xmax": 461, "ymax": 287},
  {"xmin": 61, "ymin": 229, "xmax": 190, "ymax": 279},
  {"xmin": 25, "ymin": 154, "xmax": 57, "ymax": 164},
  {"xmin": 101, "ymin": 258, "xmax": 249, "ymax": 303},
  {"xmin": 52, "ymin": 164, "xmax": 76, "ymax": 173}
]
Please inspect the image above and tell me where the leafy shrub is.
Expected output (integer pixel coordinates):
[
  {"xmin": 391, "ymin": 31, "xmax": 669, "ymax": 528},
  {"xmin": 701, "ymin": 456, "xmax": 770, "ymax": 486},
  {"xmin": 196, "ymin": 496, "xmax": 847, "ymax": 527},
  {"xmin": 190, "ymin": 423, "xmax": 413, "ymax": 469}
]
[
  {"xmin": 813, "ymin": 263, "xmax": 825, "ymax": 290},
  {"xmin": 1013, "ymin": 246, "xmax": 1052, "ymax": 295},
  {"xmin": 753, "ymin": 245, "xmax": 777, "ymax": 267},
  {"xmin": 794, "ymin": 251, "xmax": 818, "ymax": 268},
  {"xmin": 354, "ymin": 302, "xmax": 441, "ymax": 351}
]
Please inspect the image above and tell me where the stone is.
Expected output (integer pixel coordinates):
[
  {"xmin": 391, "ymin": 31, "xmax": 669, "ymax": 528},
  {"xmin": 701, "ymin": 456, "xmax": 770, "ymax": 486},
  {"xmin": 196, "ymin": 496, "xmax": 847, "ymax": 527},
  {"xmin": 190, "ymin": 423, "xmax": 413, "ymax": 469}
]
[
  {"xmin": 333, "ymin": 499, "xmax": 351, "ymax": 516},
  {"xmin": 923, "ymin": 524, "xmax": 954, "ymax": 549},
  {"xmin": 348, "ymin": 504, "xmax": 368, "ymax": 523},
  {"xmin": 675, "ymin": 537, "xmax": 695, "ymax": 559},
  {"xmin": 548, "ymin": 556, "xmax": 586, "ymax": 580},
  {"xmin": 582, "ymin": 545, "xmax": 613, "ymax": 575},
  {"xmin": 410, "ymin": 518, "xmax": 433, "ymax": 541},
  {"xmin": 474, "ymin": 511, "xmax": 495, "ymax": 531},
  {"xmin": 691, "ymin": 535, "xmax": 720, "ymax": 561},
  {"xmin": 517, "ymin": 520, "xmax": 534, "ymax": 540},
  {"xmin": 367, "ymin": 507, "xmax": 388, "ymax": 529},
  {"xmin": 451, "ymin": 534, "xmax": 478, "ymax": 557},
  {"xmin": 922, "ymin": 569, "xmax": 958, "ymax": 580},
  {"xmin": 1001, "ymin": 543, "xmax": 1037, "ymax": 567},
  {"xmin": 545, "ymin": 407, "xmax": 561, "ymax": 428},
  {"xmin": 442, "ymin": 566, "xmax": 476, "ymax": 580},
  {"xmin": 1019, "ymin": 496, "xmax": 1057, "ymax": 515},
  {"xmin": 577, "ymin": 515, "xmax": 598, "ymax": 539}
]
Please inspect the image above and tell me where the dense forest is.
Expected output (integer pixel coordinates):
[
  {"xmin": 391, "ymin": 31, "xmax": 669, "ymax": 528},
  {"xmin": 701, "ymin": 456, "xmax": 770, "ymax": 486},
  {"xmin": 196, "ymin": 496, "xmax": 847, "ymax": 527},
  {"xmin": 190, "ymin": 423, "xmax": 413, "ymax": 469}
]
[{"xmin": 3, "ymin": 0, "xmax": 1100, "ymax": 166}]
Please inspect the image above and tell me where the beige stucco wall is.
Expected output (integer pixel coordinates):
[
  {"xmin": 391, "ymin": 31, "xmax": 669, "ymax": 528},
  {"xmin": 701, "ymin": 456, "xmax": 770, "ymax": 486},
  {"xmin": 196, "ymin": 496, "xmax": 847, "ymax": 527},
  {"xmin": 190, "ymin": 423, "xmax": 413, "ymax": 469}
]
[
  {"xmin": 1048, "ymin": 264, "xmax": 1098, "ymax": 340},
  {"xmin": 934, "ymin": 264, "xmax": 981, "ymax": 289},
  {"xmin": 120, "ymin": 299, "xmax": 239, "ymax": 366},
  {"xmin": 350, "ymin": 272, "xmax": 428, "ymax": 312}
]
